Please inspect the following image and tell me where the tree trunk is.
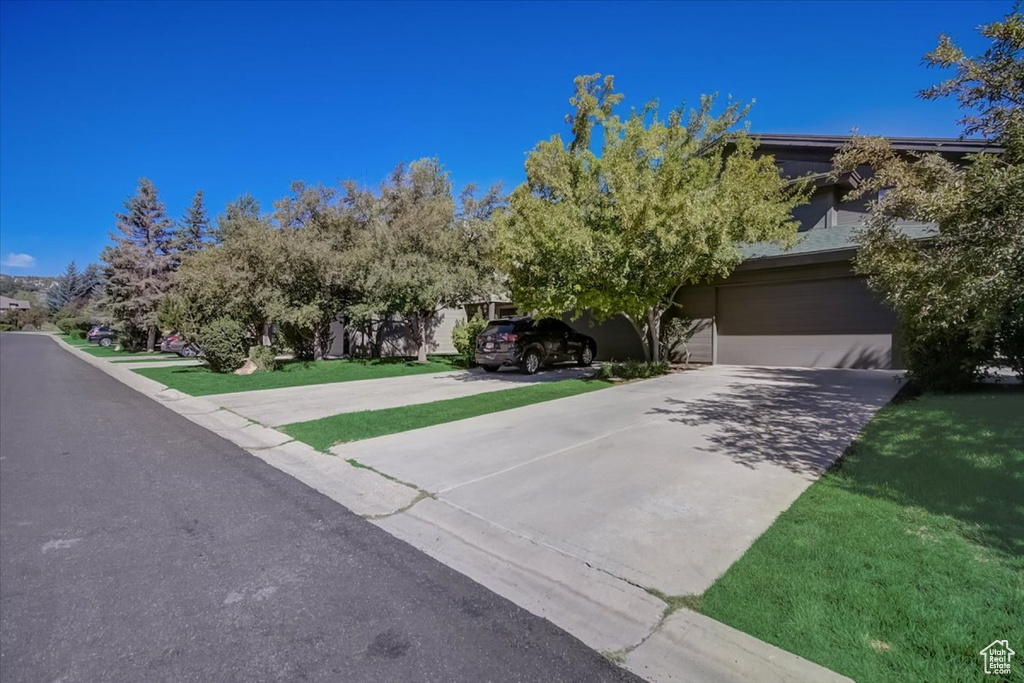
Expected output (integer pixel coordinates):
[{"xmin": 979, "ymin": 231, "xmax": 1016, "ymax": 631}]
[
  {"xmin": 372, "ymin": 321, "xmax": 383, "ymax": 359},
  {"xmin": 313, "ymin": 328, "xmax": 324, "ymax": 361},
  {"xmin": 647, "ymin": 308, "xmax": 662, "ymax": 363},
  {"xmin": 147, "ymin": 324, "xmax": 157, "ymax": 353},
  {"xmin": 416, "ymin": 314, "xmax": 428, "ymax": 363}
]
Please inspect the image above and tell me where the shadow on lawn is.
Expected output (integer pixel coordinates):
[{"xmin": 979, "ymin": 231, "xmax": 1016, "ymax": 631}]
[
  {"xmin": 649, "ymin": 366, "xmax": 901, "ymax": 477},
  {"xmin": 834, "ymin": 385, "xmax": 1024, "ymax": 558},
  {"xmin": 657, "ymin": 368, "xmax": 1023, "ymax": 556}
]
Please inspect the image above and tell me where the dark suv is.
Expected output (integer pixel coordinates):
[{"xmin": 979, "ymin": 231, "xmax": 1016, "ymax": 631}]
[
  {"xmin": 86, "ymin": 325, "xmax": 116, "ymax": 347},
  {"xmin": 475, "ymin": 316, "xmax": 597, "ymax": 374}
]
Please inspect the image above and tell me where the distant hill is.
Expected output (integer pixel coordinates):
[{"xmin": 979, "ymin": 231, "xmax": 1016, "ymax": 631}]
[{"xmin": 0, "ymin": 273, "xmax": 58, "ymax": 297}]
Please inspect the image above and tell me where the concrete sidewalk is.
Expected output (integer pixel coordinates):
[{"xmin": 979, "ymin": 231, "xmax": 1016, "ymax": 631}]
[{"xmin": 206, "ymin": 365, "xmax": 596, "ymax": 427}]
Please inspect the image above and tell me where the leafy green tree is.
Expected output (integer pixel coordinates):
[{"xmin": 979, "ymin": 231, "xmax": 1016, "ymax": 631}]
[
  {"xmin": 920, "ymin": 2, "xmax": 1023, "ymax": 157},
  {"xmin": 170, "ymin": 196, "xmax": 283, "ymax": 346},
  {"xmin": 834, "ymin": 6, "xmax": 1024, "ymax": 388},
  {"xmin": 495, "ymin": 74, "xmax": 807, "ymax": 361},
  {"xmin": 7, "ymin": 305, "xmax": 47, "ymax": 330},
  {"xmin": 101, "ymin": 178, "xmax": 176, "ymax": 350},
  {"xmin": 346, "ymin": 160, "xmax": 500, "ymax": 362},
  {"xmin": 273, "ymin": 182, "xmax": 357, "ymax": 360}
]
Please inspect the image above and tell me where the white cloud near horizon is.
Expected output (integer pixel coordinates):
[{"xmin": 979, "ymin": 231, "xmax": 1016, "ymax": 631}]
[{"xmin": 1, "ymin": 252, "xmax": 37, "ymax": 268}]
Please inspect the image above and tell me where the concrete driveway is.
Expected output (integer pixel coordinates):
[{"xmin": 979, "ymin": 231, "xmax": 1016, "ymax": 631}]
[
  {"xmin": 208, "ymin": 365, "xmax": 595, "ymax": 427},
  {"xmin": 335, "ymin": 365, "xmax": 902, "ymax": 595}
]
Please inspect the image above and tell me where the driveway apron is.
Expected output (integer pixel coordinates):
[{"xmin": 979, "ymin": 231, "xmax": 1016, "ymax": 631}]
[{"xmin": 334, "ymin": 365, "xmax": 903, "ymax": 595}]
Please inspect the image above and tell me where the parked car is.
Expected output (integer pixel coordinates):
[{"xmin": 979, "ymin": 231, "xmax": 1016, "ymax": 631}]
[
  {"xmin": 160, "ymin": 332, "xmax": 200, "ymax": 357},
  {"xmin": 86, "ymin": 325, "xmax": 116, "ymax": 347},
  {"xmin": 475, "ymin": 316, "xmax": 596, "ymax": 374}
]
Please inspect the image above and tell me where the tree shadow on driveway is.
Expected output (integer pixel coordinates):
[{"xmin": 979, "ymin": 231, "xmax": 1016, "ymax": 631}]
[
  {"xmin": 649, "ymin": 367, "xmax": 902, "ymax": 477},
  {"xmin": 442, "ymin": 365, "xmax": 597, "ymax": 384}
]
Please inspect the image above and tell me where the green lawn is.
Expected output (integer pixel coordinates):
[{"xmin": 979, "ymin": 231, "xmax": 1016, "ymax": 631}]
[
  {"xmin": 700, "ymin": 388, "xmax": 1024, "ymax": 682},
  {"xmin": 281, "ymin": 378, "xmax": 611, "ymax": 450},
  {"xmin": 134, "ymin": 356, "xmax": 461, "ymax": 396},
  {"xmin": 57, "ymin": 334, "xmax": 90, "ymax": 346}
]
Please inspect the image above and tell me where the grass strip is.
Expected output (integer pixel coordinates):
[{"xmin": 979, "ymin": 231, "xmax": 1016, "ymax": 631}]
[
  {"xmin": 134, "ymin": 356, "xmax": 461, "ymax": 396},
  {"xmin": 281, "ymin": 378, "xmax": 611, "ymax": 450},
  {"xmin": 699, "ymin": 388, "xmax": 1024, "ymax": 682}
]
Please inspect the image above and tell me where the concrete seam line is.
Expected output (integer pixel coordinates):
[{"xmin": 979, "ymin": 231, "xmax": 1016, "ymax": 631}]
[
  {"xmin": 436, "ymin": 412, "xmax": 665, "ymax": 495},
  {"xmin": 364, "ymin": 491, "xmax": 432, "ymax": 521},
  {"xmin": 433, "ymin": 497, "xmax": 658, "ymax": 590},
  {"xmin": 376, "ymin": 503, "xmax": 654, "ymax": 610}
]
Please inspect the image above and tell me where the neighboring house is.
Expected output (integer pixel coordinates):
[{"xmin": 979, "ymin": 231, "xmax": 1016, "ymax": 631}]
[
  {"xmin": 323, "ymin": 134, "xmax": 992, "ymax": 367},
  {"xmin": 572, "ymin": 134, "xmax": 993, "ymax": 369},
  {"xmin": 0, "ymin": 296, "xmax": 32, "ymax": 311},
  {"xmin": 326, "ymin": 297, "xmax": 520, "ymax": 358}
]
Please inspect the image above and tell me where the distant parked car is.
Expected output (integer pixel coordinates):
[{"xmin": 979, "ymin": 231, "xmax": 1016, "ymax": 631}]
[
  {"xmin": 160, "ymin": 332, "xmax": 200, "ymax": 357},
  {"xmin": 86, "ymin": 325, "xmax": 116, "ymax": 347},
  {"xmin": 475, "ymin": 316, "xmax": 596, "ymax": 375}
]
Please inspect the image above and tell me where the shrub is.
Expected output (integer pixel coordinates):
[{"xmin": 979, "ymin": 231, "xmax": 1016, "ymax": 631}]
[
  {"xmin": 248, "ymin": 345, "xmax": 280, "ymax": 373},
  {"xmin": 115, "ymin": 321, "xmax": 149, "ymax": 352},
  {"xmin": 661, "ymin": 315, "xmax": 697, "ymax": 363},
  {"xmin": 899, "ymin": 322, "xmax": 993, "ymax": 392},
  {"xmin": 452, "ymin": 315, "xmax": 488, "ymax": 367},
  {"xmin": 199, "ymin": 317, "xmax": 246, "ymax": 373},
  {"xmin": 0, "ymin": 322, "xmax": 14, "ymax": 332},
  {"xmin": 597, "ymin": 360, "xmax": 669, "ymax": 380},
  {"xmin": 56, "ymin": 317, "xmax": 78, "ymax": 335}
]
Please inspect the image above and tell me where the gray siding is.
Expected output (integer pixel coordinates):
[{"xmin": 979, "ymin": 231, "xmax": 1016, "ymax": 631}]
[
  {"xmin": 430, "ymin": 307, "xmax": 467, "ymax": 355},
  {"xmin": 336, "ymin": 307, "xmax": 466, "ymax": 358},
  {"xmin": 836, "ymin": 193, "xmax": 872, "ymax": 228},
  {"xmin": 562, "ymin": 311, "xmax": 645, "ymax": 361},
  {"xmin": 791, "ymin": 188, "xmax": 836, "ymax": 232},
  {"xmin": 667, "ymin": 285, "xmax": 715, "ymax": 363}
]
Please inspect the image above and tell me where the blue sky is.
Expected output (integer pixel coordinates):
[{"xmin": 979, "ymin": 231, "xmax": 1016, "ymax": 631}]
[{"xmin": 0, "ymin": 0, "xmax": 1006, "ymax": 275}]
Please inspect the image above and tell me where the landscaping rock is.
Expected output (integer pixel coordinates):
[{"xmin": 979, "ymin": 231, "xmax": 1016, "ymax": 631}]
[{"xmin": 234, "ymin": 359, "xmax": 259, "ymax": 375}]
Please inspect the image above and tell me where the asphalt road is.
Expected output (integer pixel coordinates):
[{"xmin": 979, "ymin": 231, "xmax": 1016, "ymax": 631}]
[{"xmin": 0, "ymin": 334, "xmax": 639, "ymax": 682}]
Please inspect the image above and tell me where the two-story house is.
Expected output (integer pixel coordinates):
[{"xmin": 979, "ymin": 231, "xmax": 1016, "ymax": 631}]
[{"xmin": 572, "ymin": 134, "xmax": 992, "ymax": 369}]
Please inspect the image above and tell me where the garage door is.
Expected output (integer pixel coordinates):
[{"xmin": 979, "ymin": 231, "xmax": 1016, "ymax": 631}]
[{"xmin": 716, "ymin": 277, "xmax": 897, "ymax": 368}]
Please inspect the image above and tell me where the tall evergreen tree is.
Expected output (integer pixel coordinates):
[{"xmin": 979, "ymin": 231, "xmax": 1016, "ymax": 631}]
[
  {"xmin": 77, "ymin": 263, "xmax": 104, "ymax": 300},
  {"xmin": 100, "ymin": 178, "xmax": 175, "ymax": 351},
  {"xmin": 47, "ymin": 261, "xmax": 105, "ymax": 313},
  {"xmin": 46, "ymin": 261, "xmax": 80, "ymax": 312},
  {"xmin": 175, "ymin": 189, "xmax": 210, "ymax": 256}
]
